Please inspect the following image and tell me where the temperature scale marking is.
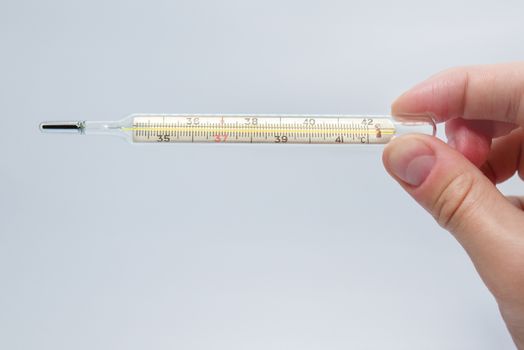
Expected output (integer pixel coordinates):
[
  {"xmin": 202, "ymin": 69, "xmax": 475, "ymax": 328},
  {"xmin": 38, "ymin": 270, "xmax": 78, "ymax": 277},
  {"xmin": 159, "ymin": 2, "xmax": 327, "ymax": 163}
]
[{"xmin": 125, "ymin": 116, "xmax": 395, "ymax": 144}]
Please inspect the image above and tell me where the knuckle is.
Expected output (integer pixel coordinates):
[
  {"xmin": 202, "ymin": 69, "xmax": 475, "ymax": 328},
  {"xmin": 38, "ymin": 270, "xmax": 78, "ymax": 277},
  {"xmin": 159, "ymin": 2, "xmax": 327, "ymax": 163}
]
[{"xmin": 432, "ymin": 171, "xmax": 479, "ymax": 230}]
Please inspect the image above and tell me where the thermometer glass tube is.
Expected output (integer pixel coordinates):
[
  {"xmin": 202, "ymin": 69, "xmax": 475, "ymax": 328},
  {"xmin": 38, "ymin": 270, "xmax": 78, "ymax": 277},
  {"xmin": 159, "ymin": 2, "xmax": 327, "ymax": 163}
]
[{"xmin": 40, "ymin": 114, "xmax": 436, "ymax": 145}]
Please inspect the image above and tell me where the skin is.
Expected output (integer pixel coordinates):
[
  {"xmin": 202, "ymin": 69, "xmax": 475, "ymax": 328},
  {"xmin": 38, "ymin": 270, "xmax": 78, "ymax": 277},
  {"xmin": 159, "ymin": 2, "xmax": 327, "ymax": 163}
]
[{"xmin": 382, "ymin": 62, "xmax": 524, "ymax": 348}]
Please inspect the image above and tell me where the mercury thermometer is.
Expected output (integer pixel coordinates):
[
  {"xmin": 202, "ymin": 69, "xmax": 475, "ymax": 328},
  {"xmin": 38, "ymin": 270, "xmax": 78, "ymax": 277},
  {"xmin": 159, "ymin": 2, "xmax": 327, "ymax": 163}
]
[{"xmin": 39, "ymin": 114, "xmax": 436, "ymax": 144}]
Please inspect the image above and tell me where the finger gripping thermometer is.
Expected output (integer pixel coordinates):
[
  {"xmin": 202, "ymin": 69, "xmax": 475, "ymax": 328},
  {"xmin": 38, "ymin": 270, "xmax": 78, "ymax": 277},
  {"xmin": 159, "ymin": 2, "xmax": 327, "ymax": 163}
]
[{"xmin": 40, "ymin": 114, "xmax": 436, "ymax": 144}]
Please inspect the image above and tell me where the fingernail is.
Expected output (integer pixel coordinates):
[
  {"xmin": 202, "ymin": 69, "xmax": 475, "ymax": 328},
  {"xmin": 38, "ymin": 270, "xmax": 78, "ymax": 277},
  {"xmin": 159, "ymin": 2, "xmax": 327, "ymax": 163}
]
[{"xmin": 386, "ymin": 137, "xmax": 436, "ymax": 186}]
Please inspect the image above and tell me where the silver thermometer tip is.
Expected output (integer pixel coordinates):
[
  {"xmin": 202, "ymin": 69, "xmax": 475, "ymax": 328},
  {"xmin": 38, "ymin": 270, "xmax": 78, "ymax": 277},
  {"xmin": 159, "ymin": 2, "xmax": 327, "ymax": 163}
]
[{"xmin": 39, "ymin": 121, "xmax": 85, "ymax": 134}]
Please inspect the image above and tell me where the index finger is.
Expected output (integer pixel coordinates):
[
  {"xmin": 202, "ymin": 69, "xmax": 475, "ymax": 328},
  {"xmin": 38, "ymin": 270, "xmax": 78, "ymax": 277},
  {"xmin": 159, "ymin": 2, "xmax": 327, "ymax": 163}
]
[{"xmin": 392, "ymin": 62, "xmax": 524, "ymax": 126}]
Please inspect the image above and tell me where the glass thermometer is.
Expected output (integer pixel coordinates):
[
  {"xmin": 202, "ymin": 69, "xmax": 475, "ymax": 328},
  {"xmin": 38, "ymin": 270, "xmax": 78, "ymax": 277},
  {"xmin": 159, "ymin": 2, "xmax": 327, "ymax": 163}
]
[{"xmin": 40, "ymin": 114, "xmax": 436, "ymax": 144}]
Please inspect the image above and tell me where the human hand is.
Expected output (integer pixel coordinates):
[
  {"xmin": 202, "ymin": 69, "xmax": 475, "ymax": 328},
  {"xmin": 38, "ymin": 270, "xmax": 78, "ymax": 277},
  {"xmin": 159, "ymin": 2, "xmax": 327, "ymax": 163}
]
[{"xmin": 382, "ymin": 63, "xmax": 524, "ymax": 348}]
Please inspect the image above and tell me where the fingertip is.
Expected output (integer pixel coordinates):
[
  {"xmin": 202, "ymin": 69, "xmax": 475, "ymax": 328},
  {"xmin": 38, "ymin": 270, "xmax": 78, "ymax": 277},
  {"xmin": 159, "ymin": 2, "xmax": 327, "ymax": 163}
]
[
  {"xmin": 391, "ymin": 79, "xmax": 448, "ymax": 120},
  {"xmin": 452, "ymin": 131, "xmax": 491, "ymax": 167},
  {"xmin": 383, "ymin": 132, "xmax": 488, "ymax": 194},
  {"xmin": 383, "ymin": 135, "xmax": 436, "ymax": 187},
  {"xmin": 445, "ymin": 119, "xmax": 492, "ymax": 167},
  {"xmin": 391, "ymin": 67, "xmax": 470, "ymax": 122},
  {"xmin": 391, "ymin": 86, "xmax": 423, "ymax": 116}
]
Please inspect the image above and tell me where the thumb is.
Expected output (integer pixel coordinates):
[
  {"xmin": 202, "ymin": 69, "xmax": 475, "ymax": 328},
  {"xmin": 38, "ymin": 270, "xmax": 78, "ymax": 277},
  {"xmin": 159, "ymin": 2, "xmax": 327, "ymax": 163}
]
[{"xmin": 383, "ymin": 134, "xmax": 524, "ymax": 301}]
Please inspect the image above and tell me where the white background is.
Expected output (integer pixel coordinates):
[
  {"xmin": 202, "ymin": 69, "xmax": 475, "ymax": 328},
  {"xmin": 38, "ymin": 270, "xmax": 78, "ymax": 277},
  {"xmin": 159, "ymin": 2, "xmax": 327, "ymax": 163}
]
[{"xmin": 1, "ymin": 0, "xmax": 523, "ymax": 349}]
